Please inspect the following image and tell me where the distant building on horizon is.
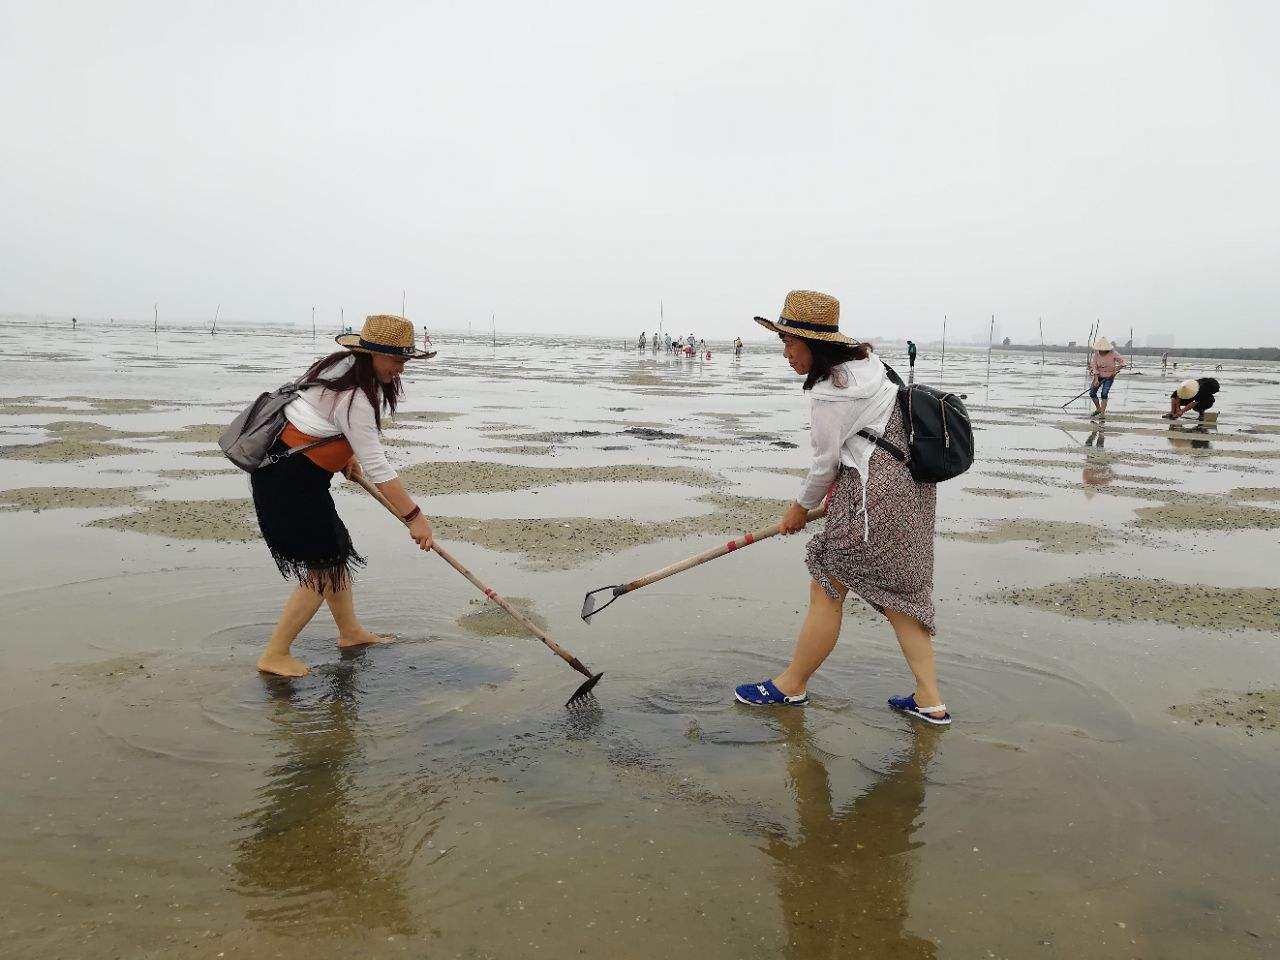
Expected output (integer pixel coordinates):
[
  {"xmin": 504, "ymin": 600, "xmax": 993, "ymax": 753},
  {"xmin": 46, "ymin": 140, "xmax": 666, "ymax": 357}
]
[{"xmin": 1145, "ymin": 333, "xmax": 1176, "ymax": 348}]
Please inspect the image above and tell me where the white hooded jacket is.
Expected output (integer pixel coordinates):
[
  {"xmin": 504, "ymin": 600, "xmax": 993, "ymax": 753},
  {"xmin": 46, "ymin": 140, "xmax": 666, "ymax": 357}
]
[{"xmin": 796, "ymin": 354, "xmax": 899, "ymax": 540}]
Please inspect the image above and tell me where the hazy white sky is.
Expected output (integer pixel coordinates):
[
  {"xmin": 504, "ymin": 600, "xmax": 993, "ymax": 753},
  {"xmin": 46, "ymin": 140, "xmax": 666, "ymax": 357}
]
[{"xmin": 2, "ymin": 1, "xmax": 1276, "ymax": 345}]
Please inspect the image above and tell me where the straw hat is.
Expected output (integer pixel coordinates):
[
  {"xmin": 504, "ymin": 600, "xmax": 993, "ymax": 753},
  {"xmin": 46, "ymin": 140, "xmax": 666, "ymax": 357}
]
[
  {"xmin": 753, "ymin": 290, "xmax": 860, "ymax": 345},
  {"xmin": 1176, "ymin": 379, "xmax": 1200, "ymax": 400},
  {"xmin": 336, "ymin": 315, "xmax": 435, "ymax": 359},
  {"xmin": 1093, "ymin": 336, "xmax": 1114, "ymax": 352}
]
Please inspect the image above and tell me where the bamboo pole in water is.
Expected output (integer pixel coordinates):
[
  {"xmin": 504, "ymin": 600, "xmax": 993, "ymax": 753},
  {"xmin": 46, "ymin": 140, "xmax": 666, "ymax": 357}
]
[
  {"xmin": 986, "ymin": 314, "xmax": 994, "ymax": 387},
  {"xmin": 940, "ymin": 315, "xmax": 947, "ymax": 379}
]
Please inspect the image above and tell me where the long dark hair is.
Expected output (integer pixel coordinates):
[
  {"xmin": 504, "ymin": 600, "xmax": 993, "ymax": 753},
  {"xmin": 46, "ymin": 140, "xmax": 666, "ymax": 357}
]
[
  {"xmin": 784, "ymin": 335, "xmax": 873, "ymax": 391},
  {"xmin": 302, "ymin": 350, "xmax": 401, "ymax": 429}
]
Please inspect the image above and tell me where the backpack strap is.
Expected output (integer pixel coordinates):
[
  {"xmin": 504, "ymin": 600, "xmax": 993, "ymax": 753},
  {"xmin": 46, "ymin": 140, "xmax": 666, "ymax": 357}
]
[{"xmin": 856, "ymin": 428, "xmax": 909, "ymax": 464}]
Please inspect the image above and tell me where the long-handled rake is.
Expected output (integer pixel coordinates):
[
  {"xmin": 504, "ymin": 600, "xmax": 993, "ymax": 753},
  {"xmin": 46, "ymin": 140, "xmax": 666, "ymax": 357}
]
[
  {"xmin": 351, "ymin": 473, "xmax": 603, "ymax": 707},
  {"xmin": 581, "ymin": 506, "xmax": 826, "ymax": 621}
]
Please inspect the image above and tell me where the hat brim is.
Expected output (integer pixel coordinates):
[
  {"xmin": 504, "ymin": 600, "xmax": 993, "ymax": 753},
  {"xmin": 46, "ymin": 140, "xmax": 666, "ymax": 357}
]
[
  {"xmin": 335, "ymin": 333, "xmax": 435, "ymax": 359},
  {"xmin": 753, "ymin": 316, "xmax": 860, "ymax": 345}
]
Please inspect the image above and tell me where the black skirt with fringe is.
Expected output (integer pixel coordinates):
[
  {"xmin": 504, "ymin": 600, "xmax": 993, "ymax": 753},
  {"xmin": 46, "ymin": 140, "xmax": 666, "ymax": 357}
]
[{"xmin": 250, "ymin": 441, "xmax": 366, "ymax": 594}]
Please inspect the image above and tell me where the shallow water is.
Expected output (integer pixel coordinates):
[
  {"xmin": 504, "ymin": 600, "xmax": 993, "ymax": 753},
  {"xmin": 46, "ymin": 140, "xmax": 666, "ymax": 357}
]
[{"xmin": 1, "ymin": 320, "xmax": 1278, "ymax": 958}]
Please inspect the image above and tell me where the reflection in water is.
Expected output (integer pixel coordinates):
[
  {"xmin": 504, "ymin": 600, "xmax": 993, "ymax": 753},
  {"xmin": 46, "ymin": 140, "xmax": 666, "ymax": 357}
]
[
  {"xmin": 233, "ymin": 651, "xmax": 422, "ymax": 937},
  {"xmin": 763, "ymin": 712, "xmax": 940, "ymax": 959},
  {"xmin": 1082, "ymin": 431, "xmax": 1113, "ymax": 492},
  {"xmin": 1166, "ymin": 423, "xmax": 1212, "ymax": 451}
]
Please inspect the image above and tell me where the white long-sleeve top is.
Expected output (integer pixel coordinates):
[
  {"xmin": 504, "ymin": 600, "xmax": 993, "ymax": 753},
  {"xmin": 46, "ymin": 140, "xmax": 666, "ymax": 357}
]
[
  {"xmin": 796, "ymin": 355, "xmax": 899, "ymax": 540},
  {"xmin": 282, "ymin": 356, "xmax": 397, "ymax": 483}
]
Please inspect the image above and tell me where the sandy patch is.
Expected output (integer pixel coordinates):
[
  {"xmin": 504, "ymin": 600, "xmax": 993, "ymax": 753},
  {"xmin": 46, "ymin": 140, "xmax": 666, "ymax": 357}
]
[
  {"xmin": 148, "ymin": 423, "xmax": 226, "ymax": 443},
  {"xmin": 755, "ymin": 466, "xmax": 809, "ymax": 478},
  {"xmin": 1231, "ymin": 487, "xmax": 1280, "ymax": 502},
  {"xmin": 0, "ymin": 486, "xmax": 146, "ymax": 512},
  {"xmin": 991, "ymin": 576, "xmax": 1280, "ymax": 631},
  {"xmin": 398, "ymin": 460, "xmax": 720, "ymax": 496},
  {"xmin": 944, "ymin": 519, "xmax": 1118, "ymax": 553},
  {"xmin": 476, "ymin": 445, "xmax": 556, "ymax": 456},
  {"xmin": 964, "ymin": 487, "xmax": 1046, "ymax": 499},
  {"xmin": 64, "ymin": 397, "xmax": 172, "ymax": 413},
  {"xmin": 9, "ymin": 438, "xmax": 127, "ymax": 464},
  {"xmin": 89, "ymin": 497, "xmax": 259, "ymax": 542},
  {"xmin": 157, "ymin": 467, "xmax": 240, "ymax": 479},
  {"xmin": 1170, "ymin": 689, "xmax": 1279, "ymax": 735},
  {"xmin": 990, "ymin": 458, "xmax": 1080, "ymax": 470},
  {"xmin": 433, "ymin": 493, "xmax": 790, "ymax": 570},
  {"xmin": 456, "ymin": 596, "xmax": 547, "ymax": 638},
  {"xmin": 391, "ymin": 411, "xmax": 461, "ymax": 424},
  {"xmin": 1133, "ymin": 500, "xmax": 1280, "ymax": 530}
]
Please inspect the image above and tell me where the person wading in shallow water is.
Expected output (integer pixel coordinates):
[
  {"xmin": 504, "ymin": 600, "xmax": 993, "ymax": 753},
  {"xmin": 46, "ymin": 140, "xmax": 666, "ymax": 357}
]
[
  {"xmin": 735, "ymin": 290, "xmax": 949, "ymax": 725},
  {"xmin": 1088, "ymin": 337, "xmax": 1126, "ymax": 419},
  {"xmin": 252, "ymin": 315, "xmax": 435, "ymax": 678}
]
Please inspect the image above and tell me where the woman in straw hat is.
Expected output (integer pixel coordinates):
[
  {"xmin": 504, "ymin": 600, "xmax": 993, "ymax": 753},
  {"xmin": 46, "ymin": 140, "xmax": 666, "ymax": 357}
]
[
  {"xmin": 1087, "ymin": 337, "xmax": 1126, "ymax": 419},
  {"xmin": 252, "ymin": 315, "xmax": 436, "ymax": 678},
  {"xmin": 735, "ymin": 291, "xmax": 949, "ymax": 725}
]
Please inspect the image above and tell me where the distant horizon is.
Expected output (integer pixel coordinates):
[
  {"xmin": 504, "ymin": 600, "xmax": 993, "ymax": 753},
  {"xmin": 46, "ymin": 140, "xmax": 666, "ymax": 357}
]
[{"xmin": 3, "ymin": 313, "xmax": 1274, "ymax": 351}]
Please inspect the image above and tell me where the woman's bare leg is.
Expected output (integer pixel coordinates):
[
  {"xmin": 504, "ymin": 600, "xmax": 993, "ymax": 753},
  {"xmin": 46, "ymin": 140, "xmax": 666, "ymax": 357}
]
[
  {"xmin": 885, "ymin": 607, "xmax": 945, "ymax": 717},
  {"xmin": 326, "ymin": 585, "xmax": 394, "ymax": 648},
  {"xmin": 258, "ymin": 583, "xmax": 325, "ymax": 676},
  {"xmin": 773, "ymin": 578, "xmax": 848, "ymax": 697}
]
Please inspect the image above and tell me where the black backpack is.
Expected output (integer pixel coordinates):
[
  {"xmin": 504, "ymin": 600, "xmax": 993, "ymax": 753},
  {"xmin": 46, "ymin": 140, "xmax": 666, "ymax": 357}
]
[{"xmin": 856, "ymin": 363, "xmax": 973, "ymax": 483}]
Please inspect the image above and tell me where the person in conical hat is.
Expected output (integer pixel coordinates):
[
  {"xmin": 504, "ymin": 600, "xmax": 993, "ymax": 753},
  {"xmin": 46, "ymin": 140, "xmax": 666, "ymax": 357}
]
[
  {"xmin": 1087, "ymin": 336, "xmax": 1126, "ymax": 419},
  {"xmin": 733, "ymin": 290, "xmax": 949, "ymax": 725},
  {"xmin": 1164, "ymin": 377, "xmax": 1221, "ymax": 420},
  {"xmin": 251, "ymin": 314, "xmax": 436, "ymax": 678}
]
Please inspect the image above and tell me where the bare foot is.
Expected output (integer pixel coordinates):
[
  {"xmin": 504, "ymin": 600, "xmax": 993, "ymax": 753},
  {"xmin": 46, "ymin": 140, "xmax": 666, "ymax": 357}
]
[
  {"xmin": 257, "ymin": 652, "xmax": 309, "ymax": 677},
  {"xmin": 336, "ymin": 630, "xmax": 397, "ymax": 649}
]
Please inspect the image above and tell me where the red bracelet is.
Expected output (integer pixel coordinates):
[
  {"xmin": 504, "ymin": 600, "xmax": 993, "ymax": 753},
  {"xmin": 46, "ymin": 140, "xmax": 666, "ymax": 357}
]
[{"xmin": 402, "ymin": 505, "xmax": 421, "ymax": 524}]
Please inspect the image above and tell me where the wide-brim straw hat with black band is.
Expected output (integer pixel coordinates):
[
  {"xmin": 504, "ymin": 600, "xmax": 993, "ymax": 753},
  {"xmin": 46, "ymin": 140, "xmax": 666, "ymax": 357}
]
[
  {"xmin": 335, "ymin": 315, "xmax": 436, "ymax": 359},
  {"xmin": 753, "ymin": 290, "xmax": 860, "ymax": 345},
  {"xmin": 1176, "ymin": 379, "xmax": 1200, "ymax": 400}
]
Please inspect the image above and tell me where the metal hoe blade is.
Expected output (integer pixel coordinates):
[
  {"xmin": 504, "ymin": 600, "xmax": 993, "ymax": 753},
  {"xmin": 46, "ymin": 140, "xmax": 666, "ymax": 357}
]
[{"xmin": 581, "ymin": 585, "xmax": 623, "ymax": 622}]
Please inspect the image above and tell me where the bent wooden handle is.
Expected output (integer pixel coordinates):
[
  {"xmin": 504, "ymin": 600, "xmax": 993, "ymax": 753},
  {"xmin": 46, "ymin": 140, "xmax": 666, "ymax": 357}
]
[
  {"xmin": 349, "ymin": 473, "xmax": 560, "ymax": 650},
  {"xmin": 619, "ymin": 506, "xmax": 827, "ymax": 595}
]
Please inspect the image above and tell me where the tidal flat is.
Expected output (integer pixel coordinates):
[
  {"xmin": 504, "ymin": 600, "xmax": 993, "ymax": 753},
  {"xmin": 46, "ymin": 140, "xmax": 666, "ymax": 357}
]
[{"xmin": 1, "ymin": 321, "xmax": 1278, "ymax": 959}]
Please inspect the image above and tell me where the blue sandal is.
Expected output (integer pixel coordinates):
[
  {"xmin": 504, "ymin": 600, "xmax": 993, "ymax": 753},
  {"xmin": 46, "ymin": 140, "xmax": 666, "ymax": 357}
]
[
  {"xmin": 734, "ymin": 679, "xmax": 809, "ymax": 706},
  {"xmin": 888, "ymin": 693, "xmax": 952, "ymax": 726}
]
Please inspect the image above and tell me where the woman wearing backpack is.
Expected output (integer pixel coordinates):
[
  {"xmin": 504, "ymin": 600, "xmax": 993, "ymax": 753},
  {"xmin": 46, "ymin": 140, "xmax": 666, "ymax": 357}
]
[
  {"xmin": 734, "ymin": 291, "xmax": 949, "ymax": 725},
  {"xmin": 252, "ymin": 315, "xmax": 435, "ymax": 678}
]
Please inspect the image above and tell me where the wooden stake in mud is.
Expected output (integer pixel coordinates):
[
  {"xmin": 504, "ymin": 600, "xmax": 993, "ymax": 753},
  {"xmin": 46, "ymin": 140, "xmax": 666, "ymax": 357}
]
[
  {"xmin": 350, "ymin": 474, "xmax": 603, "ymax": 707},
  {"xmin": 210, "ymin": 303, "xmax": 220, "ymax": 336},
  {"xmin": 1038, "ymin": 317, "xmax": 1045, "ymax": 366},
  {"xmin": 985, "ymin": 314, "xmax": 994, "ymax": 387},
  {"xmin": 153, "ymin": 302, "xmax": 158, "ymax": 334},
  {"xmin": 940, "ymin": 315, "xmax": 947, "ymax": 380}
]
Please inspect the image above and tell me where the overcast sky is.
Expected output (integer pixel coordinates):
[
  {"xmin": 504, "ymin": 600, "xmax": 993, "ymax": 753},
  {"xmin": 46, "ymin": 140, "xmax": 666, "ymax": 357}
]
[{"xmin": 2, "ymin": 1, "xmax": 1276, "ymax": 345}]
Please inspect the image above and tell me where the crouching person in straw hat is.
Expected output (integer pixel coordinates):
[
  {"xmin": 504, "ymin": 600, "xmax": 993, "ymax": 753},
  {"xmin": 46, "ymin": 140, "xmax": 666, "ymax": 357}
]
[
  {"xmin": 1164, "ymin": 377, "xmax": 1220, "ymax": 421},
  {"xmin": 252, "ymin": 315, "xmax": 436, "ymax": 678},
  {"xmin": 734, "ymin": 291, "xmax": 949, "ymax": 725}
]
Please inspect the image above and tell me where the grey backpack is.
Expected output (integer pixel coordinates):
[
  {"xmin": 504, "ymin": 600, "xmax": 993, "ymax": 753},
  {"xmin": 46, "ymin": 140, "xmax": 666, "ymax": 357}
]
[{"xmin": 218, "ymin": 379, "xmax": 340, "ymax": 472}]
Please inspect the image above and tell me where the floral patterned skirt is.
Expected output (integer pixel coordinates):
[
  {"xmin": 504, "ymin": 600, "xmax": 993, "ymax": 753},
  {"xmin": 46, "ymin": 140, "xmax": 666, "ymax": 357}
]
[{"xmin": 805, "ymin": 406, "xmax": 937, "ymax": 634}]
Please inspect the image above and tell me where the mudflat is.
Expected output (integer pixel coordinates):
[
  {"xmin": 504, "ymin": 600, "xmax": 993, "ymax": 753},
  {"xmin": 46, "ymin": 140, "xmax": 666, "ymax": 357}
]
[{"xmin": 2, "ymin": 321, "xmax": 1278, "ymax": 959}]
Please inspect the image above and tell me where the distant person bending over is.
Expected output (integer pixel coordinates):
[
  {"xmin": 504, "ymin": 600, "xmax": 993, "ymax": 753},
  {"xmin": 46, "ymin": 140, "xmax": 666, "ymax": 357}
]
[
  {"xmin": 251, "ymin": 315, "xmax": 436, "ymax": 677},
  {"xmin": 1164, "ymin": 377, "xmax": 1220, "ymax": 420},
  {"xmin": 1088, "ymin": 337, "xmax": 1127, "ymax": 419},
  {"xmin": 734, "ymin": 290, "xmax": 948, "ymax": 725}
]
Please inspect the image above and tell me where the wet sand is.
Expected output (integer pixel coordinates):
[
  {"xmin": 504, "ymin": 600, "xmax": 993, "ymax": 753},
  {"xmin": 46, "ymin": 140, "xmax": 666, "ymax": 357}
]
[{"xmin": 2, "ymin": 325, "xmax": 1279, "ymax": 959}]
